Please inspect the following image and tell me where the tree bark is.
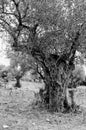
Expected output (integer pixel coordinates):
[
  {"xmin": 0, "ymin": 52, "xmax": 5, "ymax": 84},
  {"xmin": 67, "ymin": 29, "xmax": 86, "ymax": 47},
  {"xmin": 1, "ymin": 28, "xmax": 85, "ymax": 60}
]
[
  {"xmin": 38, "ymin": 59, "xmax": 71, "ymax": 112},
  {"xmin": 40, "ymin": 77, "xmax": 70, "ymax": 112},
  {"xmin": 31, "ymin": 29, "xmax": 81, "ymax": 112}
]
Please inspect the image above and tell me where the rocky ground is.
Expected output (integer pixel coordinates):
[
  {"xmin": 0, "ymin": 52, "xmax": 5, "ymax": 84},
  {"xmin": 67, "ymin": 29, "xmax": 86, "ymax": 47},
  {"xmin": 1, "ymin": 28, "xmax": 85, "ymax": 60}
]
[{"xmin": 0, "ymin": 81, "xmax": 86, "ymax": 130}]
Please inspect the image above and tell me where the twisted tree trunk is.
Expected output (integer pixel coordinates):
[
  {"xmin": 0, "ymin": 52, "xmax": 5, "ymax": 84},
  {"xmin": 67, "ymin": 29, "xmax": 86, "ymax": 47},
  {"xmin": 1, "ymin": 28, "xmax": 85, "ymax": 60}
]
[{"xmin": 31, "ymin": 24, "xmax": 82, "ymax": 112}]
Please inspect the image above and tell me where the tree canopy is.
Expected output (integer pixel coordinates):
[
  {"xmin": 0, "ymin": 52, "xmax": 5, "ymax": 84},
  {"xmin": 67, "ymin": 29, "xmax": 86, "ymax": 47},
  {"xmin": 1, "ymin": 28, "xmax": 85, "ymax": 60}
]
[{"xmin": 0, "ymin": 0, "xmax": 86, "ymax": 54}]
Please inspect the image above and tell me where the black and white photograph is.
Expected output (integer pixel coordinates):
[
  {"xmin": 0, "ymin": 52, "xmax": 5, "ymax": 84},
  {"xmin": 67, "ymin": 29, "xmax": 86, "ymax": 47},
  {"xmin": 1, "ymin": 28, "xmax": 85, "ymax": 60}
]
[{"xmin": 0, "ymin": 0, "xmax": 86, "ymax": 129}]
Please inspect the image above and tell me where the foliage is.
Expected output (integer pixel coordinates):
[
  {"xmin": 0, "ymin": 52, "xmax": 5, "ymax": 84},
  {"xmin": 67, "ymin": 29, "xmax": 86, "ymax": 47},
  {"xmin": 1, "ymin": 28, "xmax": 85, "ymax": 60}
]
[
  {"xmin": 8, "ymin": 50, "xmax": 33, "ymax": 76},
  {"xmin": 7, "ymin": 50, "xmax": 37, "ymax": 87}
]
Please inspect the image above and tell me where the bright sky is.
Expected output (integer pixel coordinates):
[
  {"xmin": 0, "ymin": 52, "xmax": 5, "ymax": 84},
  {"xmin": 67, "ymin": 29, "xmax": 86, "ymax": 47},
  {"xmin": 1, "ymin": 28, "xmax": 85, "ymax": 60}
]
[{"xmin": 0, "ymin": 38, "xmax": 10, "ymax": 66}]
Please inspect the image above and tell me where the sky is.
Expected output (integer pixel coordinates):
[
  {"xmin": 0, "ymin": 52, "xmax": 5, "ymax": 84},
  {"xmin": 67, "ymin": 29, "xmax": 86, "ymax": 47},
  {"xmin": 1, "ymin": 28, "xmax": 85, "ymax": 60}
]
[{"xmin": 0, "ymin": 38, "xmax": 10, "ymax": 66}]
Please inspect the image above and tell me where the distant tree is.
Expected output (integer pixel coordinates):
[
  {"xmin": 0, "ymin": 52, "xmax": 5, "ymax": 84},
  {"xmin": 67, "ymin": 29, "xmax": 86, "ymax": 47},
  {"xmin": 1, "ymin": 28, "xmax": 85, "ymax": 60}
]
[
  {"xmin": 7, "ymin": 50, "xmax": 36, "ymax": 88},
  {"xmin": 0, "ymin": 65, "xmax": 6, "ymax": 77},
  {"xmin": 1, "ymin": 0, "xmax": 86, "ymax": 112}
]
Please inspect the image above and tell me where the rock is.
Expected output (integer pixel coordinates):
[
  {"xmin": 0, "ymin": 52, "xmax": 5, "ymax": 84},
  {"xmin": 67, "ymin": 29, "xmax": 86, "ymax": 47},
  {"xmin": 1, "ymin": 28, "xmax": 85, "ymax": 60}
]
[
  {"xmin": 46, "ymin": 118, "xmax": 52, "ymax": 124},
  {"xmin": 32, "ymin": 122, "xmax": 36, "ymax": 126},
  {"xmin": 3, "ymin": 124, "xmax": 9, "ymax": 128}
]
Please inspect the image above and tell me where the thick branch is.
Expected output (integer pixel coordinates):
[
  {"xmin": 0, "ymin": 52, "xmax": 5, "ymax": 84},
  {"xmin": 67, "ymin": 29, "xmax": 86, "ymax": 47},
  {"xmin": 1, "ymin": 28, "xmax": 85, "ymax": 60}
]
[
  {"xmin": 57, "ymin": 23, "xmax": 85, "ymax": 69},
  {"xmin": 22, "ymin": 3, "xmax": 29, "ymax": 19},
  {"xmin": 68, "ymin": 30, "xmax": 81, "ymax": 67},
  {"xmin": 12, "ymin": 0, "xmax": 22, "ymax": 26}
]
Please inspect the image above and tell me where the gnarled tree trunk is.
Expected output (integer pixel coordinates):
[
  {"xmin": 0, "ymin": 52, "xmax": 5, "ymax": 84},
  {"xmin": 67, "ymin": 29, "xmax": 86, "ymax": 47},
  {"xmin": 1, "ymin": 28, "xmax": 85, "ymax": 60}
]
[
  {"xmin": 31, "ymin": 23, "xmax": 81, "ymax": 112},
  {"xmin": 38, "ymin": 56, "xmax": 71, "ymax": 112}
]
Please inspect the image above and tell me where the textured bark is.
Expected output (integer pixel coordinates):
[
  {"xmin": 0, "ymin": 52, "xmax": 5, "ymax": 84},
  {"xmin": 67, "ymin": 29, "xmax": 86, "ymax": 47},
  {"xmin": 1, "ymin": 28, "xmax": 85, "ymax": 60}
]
[
  {"xmin": 31, "ymin": 25, "xmax": 81, "ymax": 112},
  {"xmin": 38, "ymin": 57, "xmax": 71, "ymax": 112}
]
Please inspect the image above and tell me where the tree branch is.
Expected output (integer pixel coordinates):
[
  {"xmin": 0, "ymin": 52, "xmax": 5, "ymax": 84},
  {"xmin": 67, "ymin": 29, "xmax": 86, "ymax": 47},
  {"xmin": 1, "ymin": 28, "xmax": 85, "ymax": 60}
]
[
  {"xmin": 22, "ymin": 3, "xmax": 29, "ymax": 19},
  {"xmin": 12, "ymin": 0, "xmax": 22, "ymax": 26}
]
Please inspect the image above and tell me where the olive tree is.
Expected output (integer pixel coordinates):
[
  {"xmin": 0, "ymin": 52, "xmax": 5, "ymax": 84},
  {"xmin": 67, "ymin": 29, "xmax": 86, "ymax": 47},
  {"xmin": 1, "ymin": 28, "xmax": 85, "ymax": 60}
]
[
  {"xmin": 0, "ymin": 0, "xmax": 86, "ymax": 111},
  {"xmin": 7, "ymin": 50, "xmax": 35, "ymax": 87}
]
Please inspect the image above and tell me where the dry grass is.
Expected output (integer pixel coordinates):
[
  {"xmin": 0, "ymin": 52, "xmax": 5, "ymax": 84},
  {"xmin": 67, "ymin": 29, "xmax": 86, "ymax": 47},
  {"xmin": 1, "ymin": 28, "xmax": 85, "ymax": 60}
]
[{"xmin": 0, "ymin": 81, "xmax": 86, "ymax": 130}]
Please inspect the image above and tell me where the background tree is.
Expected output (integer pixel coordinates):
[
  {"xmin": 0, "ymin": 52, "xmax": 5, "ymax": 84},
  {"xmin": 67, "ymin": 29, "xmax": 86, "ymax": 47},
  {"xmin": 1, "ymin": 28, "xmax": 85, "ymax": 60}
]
[
  {"xmin": 0, "ymin": 0, "xmax": 86, "ymax": 111},
  {"xmin": 7, "ymin": 50, "xmax": 36, "ymax": 88}
]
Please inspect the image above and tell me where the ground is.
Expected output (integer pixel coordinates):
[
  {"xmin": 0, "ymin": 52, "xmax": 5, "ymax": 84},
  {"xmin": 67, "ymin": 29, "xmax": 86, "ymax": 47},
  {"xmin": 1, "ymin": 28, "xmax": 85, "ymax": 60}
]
[{"xmin": 0, "ymin": 81, "xmax": 86, "ymax": 130}]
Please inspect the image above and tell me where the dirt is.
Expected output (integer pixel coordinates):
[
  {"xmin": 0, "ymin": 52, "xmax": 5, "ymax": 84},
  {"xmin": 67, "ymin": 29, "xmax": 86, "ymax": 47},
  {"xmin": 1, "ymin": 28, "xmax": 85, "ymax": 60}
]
[{"xmin": 0, "ymin": 81, "xmax": 86, "ymax": 130}]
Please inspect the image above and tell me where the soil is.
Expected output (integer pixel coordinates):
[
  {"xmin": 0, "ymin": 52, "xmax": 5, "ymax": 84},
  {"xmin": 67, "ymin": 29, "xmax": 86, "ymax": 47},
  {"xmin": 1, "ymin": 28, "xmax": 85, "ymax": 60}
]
[{"xmin": 0, "ymin": 81, "xmax": 86, "ymax": 130}]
